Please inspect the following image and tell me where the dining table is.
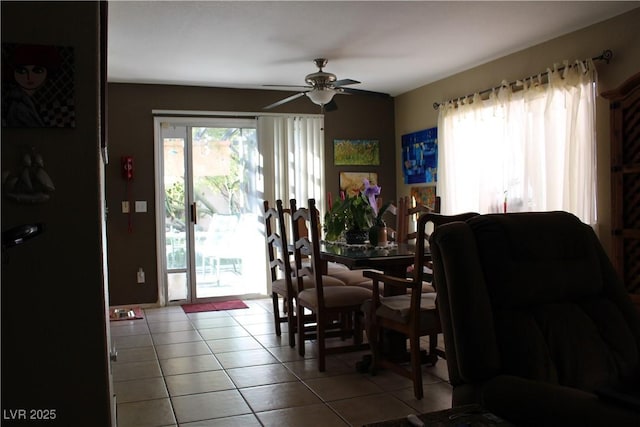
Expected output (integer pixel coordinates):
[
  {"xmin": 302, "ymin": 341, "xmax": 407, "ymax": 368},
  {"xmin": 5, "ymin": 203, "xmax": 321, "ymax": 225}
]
[
  {"xmin": 319, "ymin": 241, "xmax": 417, "ymax": 295},
  {"xmin": 319, "ymin": 241, "xmax": 433, "ymax": 371}
]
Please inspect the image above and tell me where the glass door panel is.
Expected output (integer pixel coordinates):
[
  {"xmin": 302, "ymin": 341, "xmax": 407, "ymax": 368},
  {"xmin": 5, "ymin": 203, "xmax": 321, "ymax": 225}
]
[
  {"xmin": 159, "ymin": 119, "xmax": 265, "ymax": 304},
  {"xmin": 162, "ymin": 128, "xmax": 190, "ymax": 302},
  {"xmin": 191, "ymin": 126, "xmax": 262, "ymax": 298}
]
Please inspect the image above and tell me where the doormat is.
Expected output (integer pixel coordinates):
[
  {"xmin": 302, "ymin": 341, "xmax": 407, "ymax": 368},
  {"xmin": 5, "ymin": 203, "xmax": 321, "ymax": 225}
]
[
  {"xmin": 181, "ymin": 300, "xmax": 248, "ymax": 314},
  {"xmin": 109, "ymin": 307, "xmax": 144, "ymax": 321}
]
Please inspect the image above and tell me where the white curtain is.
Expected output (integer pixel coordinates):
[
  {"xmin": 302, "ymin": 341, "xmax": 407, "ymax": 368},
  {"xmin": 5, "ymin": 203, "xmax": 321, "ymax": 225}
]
[
  {"xmin": 438, "ymin": 59, "xmax": 598, "ymax": 225},
  {"xmin": 258, "ymin": 115, "xmax": 325, "ymax": 214}
]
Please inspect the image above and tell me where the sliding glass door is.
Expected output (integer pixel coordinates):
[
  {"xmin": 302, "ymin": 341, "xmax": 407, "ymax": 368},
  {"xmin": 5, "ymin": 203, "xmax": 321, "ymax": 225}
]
[{"xmin": 156, "ymin": 118, "xmax": 265, "ymax": 304}]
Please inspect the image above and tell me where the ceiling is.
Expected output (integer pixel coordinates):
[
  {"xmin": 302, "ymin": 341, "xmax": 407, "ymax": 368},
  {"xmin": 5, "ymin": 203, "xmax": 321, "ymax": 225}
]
[{"xmin": 108, "ymin": 1, "xmax": 639, "ymax": 98}]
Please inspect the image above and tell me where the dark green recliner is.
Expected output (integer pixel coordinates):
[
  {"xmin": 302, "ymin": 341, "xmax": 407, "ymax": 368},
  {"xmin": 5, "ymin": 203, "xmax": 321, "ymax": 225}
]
[{"xmin": 430, "ymin": 211, "xmax": 640, "ymax": 426}]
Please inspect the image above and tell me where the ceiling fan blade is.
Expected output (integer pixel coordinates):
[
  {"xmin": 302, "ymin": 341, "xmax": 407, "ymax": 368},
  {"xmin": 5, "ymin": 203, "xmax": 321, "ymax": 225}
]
[
  {"xmin": 340, "ymin": 87, "xmax": 391, "ymax": 98},
  {"xmin": 263, "ymin": 84, "xmax": 312, "ymax": 90},
  {"xmin": 263, "ymin": 92, "xmax": 306, "ymax": 110},
  {"xmin": 333, "ymin": 78, "xmax": 360, "ymax": 87}
]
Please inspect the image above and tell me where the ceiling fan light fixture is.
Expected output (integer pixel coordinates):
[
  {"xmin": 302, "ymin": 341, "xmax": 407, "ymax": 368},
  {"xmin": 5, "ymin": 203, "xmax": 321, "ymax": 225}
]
[
  {"xmin": 263, "ymin": 58, "xmax": 386, "ymax": 110},
  {"xmin": 306, "ymin": 89, "xmax": 335, "ymax": 106}
]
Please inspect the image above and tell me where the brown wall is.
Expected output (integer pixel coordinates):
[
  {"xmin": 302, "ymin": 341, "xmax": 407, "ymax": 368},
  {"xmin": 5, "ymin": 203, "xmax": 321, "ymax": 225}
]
[
  {"xmin": 395, "ymin": 7, "xmax": 640, "ymax": 256},
  {"xmin": 1, "ymin": 2, "xmax": 111, "ymax": 425},
  {"xmin": 107, "ymin": 9, "xmax": 640, "ymax": 306},
  {"xmin": 106, "ymin": 84, "xmax": 395, "ymax": 305},
  {"xmin": 2, "ymin": 3, "xmax": 634, "ymax": 423}
]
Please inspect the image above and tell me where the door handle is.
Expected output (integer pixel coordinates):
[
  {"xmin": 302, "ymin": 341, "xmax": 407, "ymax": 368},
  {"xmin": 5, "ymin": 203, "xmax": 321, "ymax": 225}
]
[{"xmin": 190, "ymin": 203, "xmax": 197, "ymax": 225}]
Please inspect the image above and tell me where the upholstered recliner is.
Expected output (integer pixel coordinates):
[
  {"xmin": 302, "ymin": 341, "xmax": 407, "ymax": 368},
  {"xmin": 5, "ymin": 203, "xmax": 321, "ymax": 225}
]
[{"xmin": 430, "ymin": 211, "xmax": 640, "ymax": 426}]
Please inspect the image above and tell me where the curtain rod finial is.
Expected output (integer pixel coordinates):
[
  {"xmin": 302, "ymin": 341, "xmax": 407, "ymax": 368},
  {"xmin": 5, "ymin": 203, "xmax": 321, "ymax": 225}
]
[
  {"xmin": 601, "ymin": 49, "xmax": 613, "ymax": 64},
  {"xmin": 433, "ymin": 102, "xmax": 440, "ymax": 110}
]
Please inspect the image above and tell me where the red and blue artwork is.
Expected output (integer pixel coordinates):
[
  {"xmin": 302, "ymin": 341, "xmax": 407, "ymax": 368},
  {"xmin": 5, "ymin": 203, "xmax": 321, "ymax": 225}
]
[{"xmin": 402, "ymin": 127, "xmax": 437, "ymax": 184}]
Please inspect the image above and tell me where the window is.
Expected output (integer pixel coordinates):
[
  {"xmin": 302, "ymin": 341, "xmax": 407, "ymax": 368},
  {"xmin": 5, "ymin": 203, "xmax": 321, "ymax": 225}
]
[
  {"xmin": 258, "ymin": 115, "xmax": 326, "ymax": 214},
  {"xmin": 438, "ymin": 60, "xmax": 598, "ymax": 225}
]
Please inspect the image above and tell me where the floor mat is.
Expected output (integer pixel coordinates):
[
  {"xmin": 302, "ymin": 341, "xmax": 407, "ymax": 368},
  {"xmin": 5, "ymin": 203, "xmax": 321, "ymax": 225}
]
[
  {"xmin": 109, "ymin": 306, "xmax": 144, "ymax": 321},
  {"xmin": 181, "ymin": 300, "xmax": 248, "ymax": 313}
]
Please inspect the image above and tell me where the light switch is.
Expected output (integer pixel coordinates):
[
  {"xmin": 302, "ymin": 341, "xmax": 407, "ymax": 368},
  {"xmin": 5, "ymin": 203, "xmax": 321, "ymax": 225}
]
[
  {"xmin": 122, "ymin": 201, "xmax": 130, "ymax": 213},
  {"xmin": 135, "ymin": 201, "xmax": 147, "ymax": 213}
]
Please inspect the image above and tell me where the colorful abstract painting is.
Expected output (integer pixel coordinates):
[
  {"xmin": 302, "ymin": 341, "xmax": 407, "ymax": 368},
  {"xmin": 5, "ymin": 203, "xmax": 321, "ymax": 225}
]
[{"xmin": 402, "ymin": 127, "xmax": 437, "ymax": 184}]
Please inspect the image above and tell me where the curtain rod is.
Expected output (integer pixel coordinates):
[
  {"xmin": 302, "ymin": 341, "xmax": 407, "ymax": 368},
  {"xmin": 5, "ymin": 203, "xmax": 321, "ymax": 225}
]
[
  {"xmin": 432, "ymin": 49, "xmax": 612, "ymax": 110},
  {"xmin": 151, "ymin": 109, "xmax": 323, "ymax": 119}
]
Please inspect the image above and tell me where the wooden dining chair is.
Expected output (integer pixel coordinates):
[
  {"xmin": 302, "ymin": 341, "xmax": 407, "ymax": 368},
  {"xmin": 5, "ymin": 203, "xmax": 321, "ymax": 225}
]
[
  {"xmin": 393, "ymin": 195, "xmax": 443, "ymax": 293},
  {"xmin": 396, "ymin": 195, "xmax": 441, "ymax": 244},
  {"xmin": 263, "ymin": 200, "xmax": 297, "ymax": 347},
  {"xmin": 267, "ymin": 199, "xmax": 354, "ymax": 348},
  {"xmin": 291, "ymin": 198, "xmax": 373, "ymax": 371},
  {"xmin": 363, "ymin": 211, "xmax": 479, "ymax": 399},
  {"xmin": 286, "ymin": 198, "xmax": 366, "ymax": 282}
]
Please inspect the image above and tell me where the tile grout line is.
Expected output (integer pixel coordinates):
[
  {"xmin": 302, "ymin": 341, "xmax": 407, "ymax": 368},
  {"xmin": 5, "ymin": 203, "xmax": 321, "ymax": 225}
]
[
  {"xmin": 244, "ymin": 301, "xmax": 366, "ymax": 427},
  {"xmin": 117, "ymin": 299, "xmax": 451, "ymax": 426},
  {"xmin": 224, "ymin": 301, "xmax": 353, "ymax": 426},
  {"xmin": 230, "ymin": 301, "xmax": 313, "ymax": 426},
  {"xmin": 238, "ymin": 302, "xmax": 355, "ymax": 426},
  {"xmin": 186, "ymin": 306, "xmax": 266, "ymax": 425},
  {"xmin": 144, "ymin": 307, "xmax": 181, "ymax": 427}
]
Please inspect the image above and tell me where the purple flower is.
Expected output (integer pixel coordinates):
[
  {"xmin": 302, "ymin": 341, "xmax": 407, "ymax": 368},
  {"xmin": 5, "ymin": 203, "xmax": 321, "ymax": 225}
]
[{"xmin": 363, "ymin": 179, "xmax": 381, "ymax": 216}]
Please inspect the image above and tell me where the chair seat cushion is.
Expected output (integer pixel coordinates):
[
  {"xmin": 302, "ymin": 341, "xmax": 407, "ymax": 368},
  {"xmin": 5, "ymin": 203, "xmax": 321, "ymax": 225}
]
[
  {"xmin": 368, "ymin": 293, "xmax": 438, "ymax": 329},
  {"xmin": 311, "ymin": 275, "xmax": 347, "ymax": 288},
  {"xmin": 271, "ymin": 278, "xmax": 291, "ymax": 295},
  {"xmin": 327, "ymin": 262, "xmax": 350, "ymax": 273},
  {"xmin": 272, "ymin": 275, "xmax": 345, "ymax": 295},
  {"xmin": 328, "ymin": 269, "xmax": 375, "ymax": 287},
  {"xmin": 298, "ymin": 286, "xmax": 372, "ymax": 309},
  {"xmin": 348, "ymin": 279, "xmax": 382, "ymax": 293}
]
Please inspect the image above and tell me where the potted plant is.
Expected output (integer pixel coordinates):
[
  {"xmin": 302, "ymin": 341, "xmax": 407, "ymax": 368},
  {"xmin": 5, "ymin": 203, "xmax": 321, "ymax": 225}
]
[
  {"xmin": 324, "ymin": 179, "xmax": 392, "ymax": 245},
  {"xmin": 324, "ymin": 191, "xmax": 372, "ymax": 243}
]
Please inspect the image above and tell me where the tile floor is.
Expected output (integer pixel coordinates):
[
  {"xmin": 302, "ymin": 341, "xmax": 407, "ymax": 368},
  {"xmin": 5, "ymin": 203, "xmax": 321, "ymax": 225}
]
[{"xmin": 110, "ymin": 297, "xmax": 452, "ymax": 427}]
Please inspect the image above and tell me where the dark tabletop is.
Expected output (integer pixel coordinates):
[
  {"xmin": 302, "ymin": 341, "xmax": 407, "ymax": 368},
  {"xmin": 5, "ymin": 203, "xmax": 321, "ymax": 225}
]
[{"xmin": 319, "ymin": 242, "xmax": 417, "ymax": 273}]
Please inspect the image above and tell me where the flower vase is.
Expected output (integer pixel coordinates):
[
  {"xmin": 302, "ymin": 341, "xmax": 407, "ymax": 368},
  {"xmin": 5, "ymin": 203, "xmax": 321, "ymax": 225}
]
[
  {"xmin": 377, "ymin": 226, "xmax": 388, "ymax": 247},
  {"xmin": 369, "ymin": 225, "xmax": 388, "ymax": 247}
]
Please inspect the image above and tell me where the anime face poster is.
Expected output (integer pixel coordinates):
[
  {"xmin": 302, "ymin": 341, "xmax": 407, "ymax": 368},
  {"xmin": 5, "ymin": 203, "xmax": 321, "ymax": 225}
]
[{"xmin": 2, "ymin": 43, "xmax": 75, "ymax": 128}]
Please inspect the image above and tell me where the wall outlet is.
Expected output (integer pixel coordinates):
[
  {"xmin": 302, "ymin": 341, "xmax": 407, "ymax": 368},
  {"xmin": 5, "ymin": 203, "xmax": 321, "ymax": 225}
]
[{"xmin": 137, "ymin": 268, "xmax": 145, "ymax": 284}]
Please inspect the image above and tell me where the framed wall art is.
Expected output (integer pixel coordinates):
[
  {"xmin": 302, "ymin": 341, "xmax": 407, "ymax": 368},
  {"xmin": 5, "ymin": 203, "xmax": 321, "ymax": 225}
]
[
  {"xmin": 339, "ymin": 172, "xmax": 378, "ymax": 196},
  {"xmin": 411, "ymin": 186, "xmax": 437, "ymax": 210},
  {"xmin": 333, "ymin": 139, "xmax": 380, "ymax": 166},
  {"xmin": 1, "ymin": 43, "xmax": 75, "ymax": 128},
  {"xmin": 401, "ymin": 127, "xmax": 437, "ymax": 184}
]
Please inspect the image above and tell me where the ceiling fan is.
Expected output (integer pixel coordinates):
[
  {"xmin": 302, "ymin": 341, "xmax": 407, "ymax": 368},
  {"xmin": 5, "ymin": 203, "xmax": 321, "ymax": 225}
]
[{"xmin": 263, "ymin": 58, "xmax": 390, "ymax": 111}]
